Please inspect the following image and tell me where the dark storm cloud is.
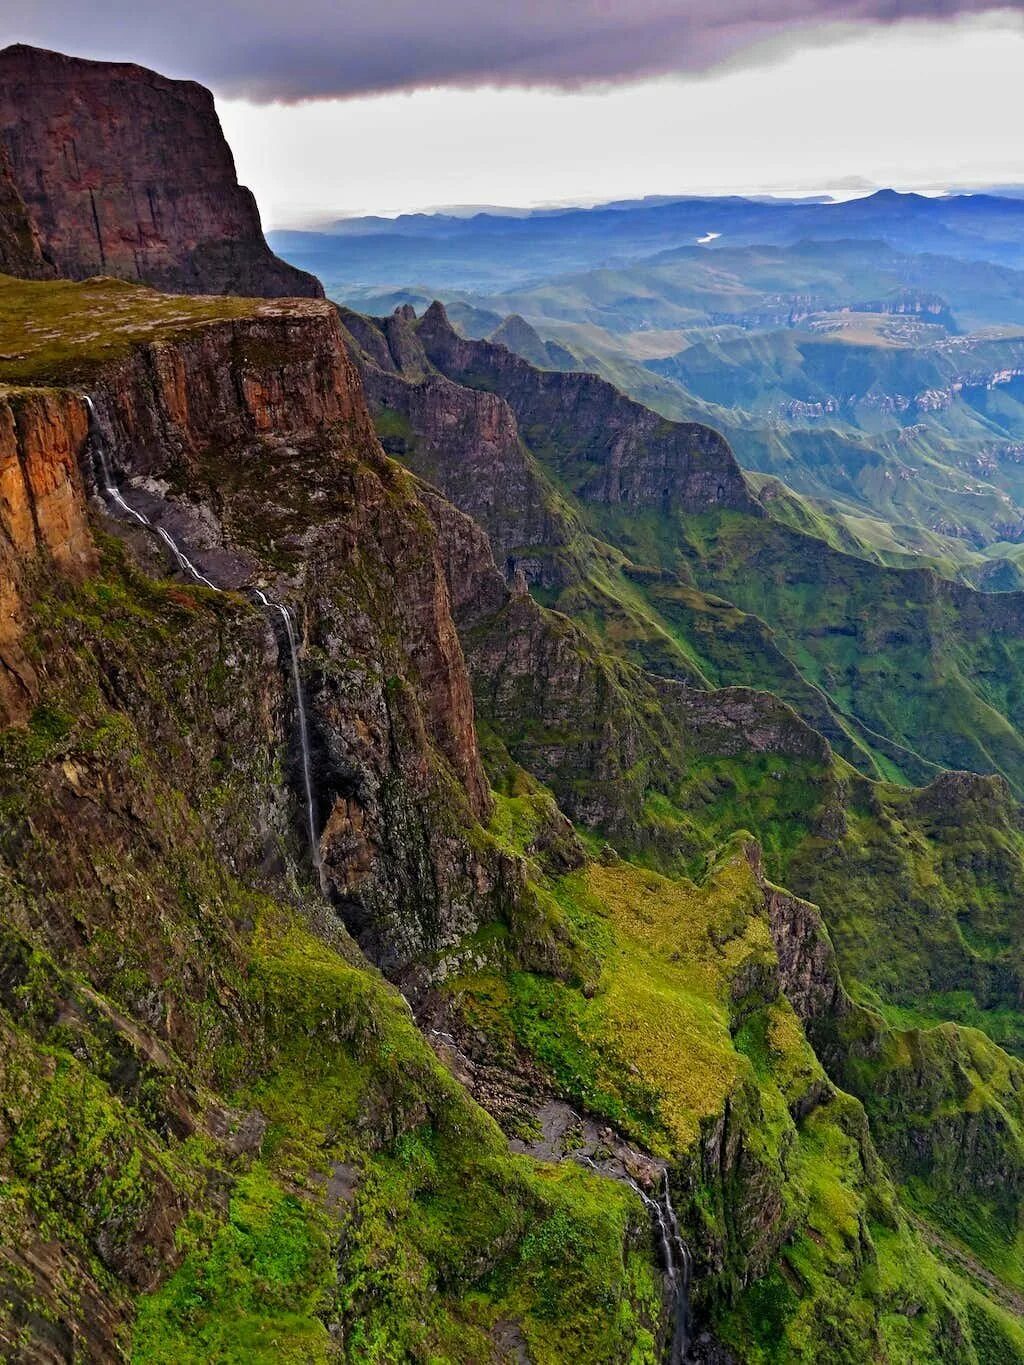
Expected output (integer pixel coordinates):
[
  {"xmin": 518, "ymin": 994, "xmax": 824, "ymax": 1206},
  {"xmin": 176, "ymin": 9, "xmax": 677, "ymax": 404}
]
[{"xmin": 5, "ymin": 0, "xmax": 1022, "ymax": 100}]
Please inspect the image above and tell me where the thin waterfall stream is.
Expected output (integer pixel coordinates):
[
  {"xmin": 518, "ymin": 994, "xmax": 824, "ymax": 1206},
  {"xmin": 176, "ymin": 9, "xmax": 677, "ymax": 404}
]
[
  {"xmin": 86, "ymin": 396, "xmax": 694, "ymax": 1354},
  {"xmin": 580, "ymin": 1155, "xmax": 692, "ymax": 1361},
  {"xmin": 83, "ymin": 396, "xmax": 324, "ymax": 887},
  {"xmin": 252, "ymin": 588, "xmax": 323, "ymax": 888}
]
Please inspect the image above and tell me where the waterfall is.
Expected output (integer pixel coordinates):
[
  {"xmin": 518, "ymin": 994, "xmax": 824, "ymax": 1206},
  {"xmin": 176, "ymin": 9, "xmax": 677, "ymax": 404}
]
[
  {"xmin": 659, "ymin": 1170, "xmax": 692, "ymax": 1364},
  {"xmin": 83, "ymin": 398, "xmax": 220, "ymax": 589},
  {"xmin": 579, "ymin": 1155, "xmax": 692, "ymax": 1362},
  {"xmin": 83, "ymin": 396, "xmax": 324, "ymax": 886},
  {"xmin": 252, "ymin": 589, "xmax": 323, "ymax": 888}
]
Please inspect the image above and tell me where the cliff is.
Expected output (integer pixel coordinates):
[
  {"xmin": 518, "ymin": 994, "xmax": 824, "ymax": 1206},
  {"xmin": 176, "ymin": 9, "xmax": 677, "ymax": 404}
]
[
  {"xmin": 0, "ymin": 44, "xmax": 322, "ymax": 299},
  {"xmin": 8, "ymin": 277, "xmax": 522, "ymax": 964},
  {"xmin": 0, "ymin": 141, "xmax": 52, "ymax": 278},
  {"xmin": 0, "ymin": 385, "xmax": 96, "ymax": 721},
  {"xmin": 416, "ymin": 300, "xmax": 760, "ymax": 515},
  {"xmin": 341, "ymin": 305, "xmax": 572, "ymax": 586}
]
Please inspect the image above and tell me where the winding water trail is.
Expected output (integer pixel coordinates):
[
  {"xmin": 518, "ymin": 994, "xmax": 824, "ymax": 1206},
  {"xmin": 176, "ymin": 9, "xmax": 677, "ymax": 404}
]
[{"xmin": 83, "ymin": 396, "xmax": 323, "ymax": 885}]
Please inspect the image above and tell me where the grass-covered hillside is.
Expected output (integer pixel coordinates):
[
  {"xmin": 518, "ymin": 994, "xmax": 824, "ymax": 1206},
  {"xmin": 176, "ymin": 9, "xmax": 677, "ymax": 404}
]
[{"xmin": 340, "ymin": 300, "xmax": 1024, "ymax": 1355}]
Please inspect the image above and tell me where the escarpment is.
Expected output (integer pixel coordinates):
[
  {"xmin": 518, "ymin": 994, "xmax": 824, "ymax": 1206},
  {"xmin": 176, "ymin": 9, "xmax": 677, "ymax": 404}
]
[
  {"xmin": 2, "ymin": 284, "xmax": 519, "ymax": 977},
  {"xmin": 5, "ymin": 92, "xmax": 1024, "ymax": 1357},
  {"xmin": 89, "ymin": 301, "xmax": 376, "ymax": 486},
  {"xmin": 416, "ymin": 300, "xmax": 760, "ymax": 515},
  {"xmin": 0, "ymin": 44, "xmax": 322, "ymax": 298},
  {"xmin": 0, "ymin": 386, "xmax": 96, "ymax": 722}
]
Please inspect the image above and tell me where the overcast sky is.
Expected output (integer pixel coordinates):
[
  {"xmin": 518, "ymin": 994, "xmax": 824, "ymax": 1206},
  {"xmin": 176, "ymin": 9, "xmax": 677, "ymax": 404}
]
[{"xmin": 5, "ymin": 3, "xmax": 1024, "ymax": 222}]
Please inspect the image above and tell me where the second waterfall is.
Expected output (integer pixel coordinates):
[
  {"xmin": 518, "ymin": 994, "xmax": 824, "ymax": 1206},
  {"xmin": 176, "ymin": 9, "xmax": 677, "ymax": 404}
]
[{"xmin": 83, "ymin": 396, "xmax": 325, "ymax": 888}]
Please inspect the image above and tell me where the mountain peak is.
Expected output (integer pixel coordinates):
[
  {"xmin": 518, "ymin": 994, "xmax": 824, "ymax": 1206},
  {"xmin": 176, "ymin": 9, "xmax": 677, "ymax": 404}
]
[{"xmin": 418, "ymin": 298, "xmax": 458, "ymax": 339}]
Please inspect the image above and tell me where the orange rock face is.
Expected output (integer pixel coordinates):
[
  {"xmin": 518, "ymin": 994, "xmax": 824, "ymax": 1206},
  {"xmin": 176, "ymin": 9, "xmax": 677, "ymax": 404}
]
[
  {"xmin": 90, "ymin": 301, "xmax": 378, "ymax": 474},
  {"xmin": 0, "ymin": 44, "xmax": 322, "ymax": 299},
  {"xmin": 0, "ymin": 387, "xmax": 97, "ymax": 722}
]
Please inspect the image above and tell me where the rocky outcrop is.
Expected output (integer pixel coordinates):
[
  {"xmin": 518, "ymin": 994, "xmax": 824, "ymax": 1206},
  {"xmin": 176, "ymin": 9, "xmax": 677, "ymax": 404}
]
[
  {"xmin": 0, "ymin": 44, "xmax": 322, "ymax": 299},
  {"xmin": 342, "ymin": 306, "xmax": 573, "ymax": 587},
  {"xmin": 416, "ymin": 301, "xmax": 760, "ymax": 515},
  {"xmin": 0, "ymin": 386, "xmax": 96, "ymax": 722},
  {"xmin": 765, "ymin": 882, "xmax": 851, "ymax": 1033}
]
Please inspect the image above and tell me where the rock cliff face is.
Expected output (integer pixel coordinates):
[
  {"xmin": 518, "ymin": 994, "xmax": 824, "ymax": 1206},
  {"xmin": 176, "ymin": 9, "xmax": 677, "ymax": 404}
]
[
  {"xmin": 415, "ymin": 302, "xmax": 760, "ymax": 515},
  {"xmin": 2, "ymin": 289, "xmax": 527, "ymax": 981},
  {"xmin": 90, "ymin": 301, "xmax": 372, "ymax": 484},
  {"xmin": 0, "ymin": 44, "xmax": 322, "ymax": 299},
  {"xmin": 0, "ymin": 142, "xmax": 52, "ymax": 278},
  {"xmin": 0, "ymin": 386, "xmax": 96, "ymax": 722},
  {"xmin": 341, "ymin": 306, "xmax": 571, "ymax": 586}
]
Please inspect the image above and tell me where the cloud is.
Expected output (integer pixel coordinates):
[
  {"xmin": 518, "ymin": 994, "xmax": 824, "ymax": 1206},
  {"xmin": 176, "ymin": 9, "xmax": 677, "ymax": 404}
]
[{"xmin": 5, "ymin": 0, "xmax": 1023, "ymax": 101}]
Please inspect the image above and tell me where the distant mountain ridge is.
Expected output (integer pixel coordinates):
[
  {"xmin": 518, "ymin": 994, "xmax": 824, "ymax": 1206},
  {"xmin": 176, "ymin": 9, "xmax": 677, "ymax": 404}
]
[
  {"xmin": 270, "ymin": 188, "xmax": 1024, "ymax": 297},
  {"xmin": 287, "ymin": 215, "xmax": 1024, "ymax": 572}
]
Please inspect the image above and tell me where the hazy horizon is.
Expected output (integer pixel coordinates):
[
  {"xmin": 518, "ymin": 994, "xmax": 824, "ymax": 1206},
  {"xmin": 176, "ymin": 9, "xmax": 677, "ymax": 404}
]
[
  {"xmin": 7, "ymin": 5, "xmax": 1024, "ymax": 229},
  {"xmin": 223, "ymin": 16, "xmax": 1024, "ymax": 226},
  {"xmin": 269, "ymin": 181, "xmax": 1024, "ymax": 231}
]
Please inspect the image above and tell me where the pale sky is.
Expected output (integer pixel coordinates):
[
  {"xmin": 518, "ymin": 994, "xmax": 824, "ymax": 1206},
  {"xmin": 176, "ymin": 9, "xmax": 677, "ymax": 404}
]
[
  {"xmin": 6, "ymin": 4, "xmax": 1024, "ymax": 224},
  {"xmin": 217, "ymin": 15, "xmax": 1024, "ymax": 224}
]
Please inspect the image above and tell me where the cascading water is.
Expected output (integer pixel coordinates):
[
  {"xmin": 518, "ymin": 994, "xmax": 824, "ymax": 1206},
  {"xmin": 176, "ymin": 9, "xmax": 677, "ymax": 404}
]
[
  {"xmin": 83, "ymin": 395, "xmax": 324, "ymax": 887},
  {"xmin": 579, "ymin": 1155, "xmax": 692, "ymax": 1362},
  {"xmin": 252, "ymin": 589, "xmax": 323, "ymax": 888},
  {"xmin": 83, "ymin": 397, "xmax": 220, "ymax": 588},
  {"xmin": 659, "ymin": 1170, "xmax": 692, "ymax": 1364}
]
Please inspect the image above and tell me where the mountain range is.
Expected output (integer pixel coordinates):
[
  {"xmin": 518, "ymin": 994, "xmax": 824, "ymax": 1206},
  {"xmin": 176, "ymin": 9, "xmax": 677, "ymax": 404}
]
[{"xmin": 273, "ymin": 198, "xmax": 1024, "ymax": 583}]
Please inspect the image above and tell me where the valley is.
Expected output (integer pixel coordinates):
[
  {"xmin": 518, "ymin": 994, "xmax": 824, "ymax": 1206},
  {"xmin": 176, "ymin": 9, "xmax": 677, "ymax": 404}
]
[{"xmin": 280, "ymin": 210, "xmax": 1024, "ymax": 583}]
